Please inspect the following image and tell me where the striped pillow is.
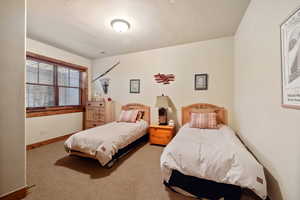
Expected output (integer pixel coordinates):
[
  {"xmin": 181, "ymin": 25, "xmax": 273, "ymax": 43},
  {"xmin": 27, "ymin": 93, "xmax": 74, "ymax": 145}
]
[
  {"xmin": 118, "ymin": 109, "xmax": 139, "ymax": 123},
  {"xmin": 189, "ymin": 112, "xmax": 218, "ymax": 129}
]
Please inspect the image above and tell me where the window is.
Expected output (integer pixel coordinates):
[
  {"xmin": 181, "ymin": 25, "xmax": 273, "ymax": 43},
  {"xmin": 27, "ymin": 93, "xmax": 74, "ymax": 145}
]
[
  {"xmin": 26, "ymin": 60, "xmax": 55, "ymax": 108},
  {"xmin": 26, "ymin": 52, "xmax": 87, "ymax": 117}
]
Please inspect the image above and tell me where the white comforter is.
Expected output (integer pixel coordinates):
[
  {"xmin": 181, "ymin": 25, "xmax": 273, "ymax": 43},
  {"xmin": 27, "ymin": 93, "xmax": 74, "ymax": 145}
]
[
  {"xmin": 160, "ymin": 124, "xmax": 267, "ymax": 199},
  {"xmin": 64, "ymin": 120, "xmax": 148, "ymax": 166}
]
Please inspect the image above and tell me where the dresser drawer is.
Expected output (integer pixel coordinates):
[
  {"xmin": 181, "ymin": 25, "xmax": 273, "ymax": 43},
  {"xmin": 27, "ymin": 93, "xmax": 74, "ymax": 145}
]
[
  {"xmin": 85, "ymin": 108, "xmax": 105, "ymax": 121},
  {"xmin": 85, "ymin": 121, "xmax": 104, "ymax": 129},
  {"xmin": 86, "ymin": 101, "xmax": 105, "ymax": 107}
]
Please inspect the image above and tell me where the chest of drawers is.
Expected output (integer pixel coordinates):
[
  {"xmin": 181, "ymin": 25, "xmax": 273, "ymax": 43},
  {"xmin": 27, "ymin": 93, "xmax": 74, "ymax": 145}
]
[{"xmin": 85, "ymin": 100, "xmax": 114, "ymax": 129}]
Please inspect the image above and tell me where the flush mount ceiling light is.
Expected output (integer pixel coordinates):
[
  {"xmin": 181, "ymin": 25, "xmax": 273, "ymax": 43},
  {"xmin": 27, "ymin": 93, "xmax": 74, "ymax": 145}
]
[{"xmin": 111, "ymin": 19, "xmax": 130, "ymax": 33}]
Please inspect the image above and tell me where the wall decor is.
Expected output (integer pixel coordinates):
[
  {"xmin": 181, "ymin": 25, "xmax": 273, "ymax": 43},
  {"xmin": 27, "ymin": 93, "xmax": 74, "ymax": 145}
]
[
  {"xmin": 195, "ymin": 74, "xmax": 208, "ymax": 90},
  {"xmin": 130, "ymin": 79, "xmax": 140, "ymax": 93},
  {"xmin": 100, "ymin": 78, "xmax": 110, "ymax": 94},
  {"xmin": 92, "ymin": 60, "xmax": 120, "ymax": 98},
  {"xmin": 154, "ymin": 73, "xmax": 175, "ymax": 84},
  {"xmin": 281, "ymin": 8, "xmax": 300, "ymax": 109}
]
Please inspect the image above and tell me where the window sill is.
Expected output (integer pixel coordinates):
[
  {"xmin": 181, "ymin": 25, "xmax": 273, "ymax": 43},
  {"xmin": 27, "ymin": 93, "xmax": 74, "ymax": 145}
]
[{"xmin": 26, "ymin": 106, "xmax": 84, "ymax": 118}]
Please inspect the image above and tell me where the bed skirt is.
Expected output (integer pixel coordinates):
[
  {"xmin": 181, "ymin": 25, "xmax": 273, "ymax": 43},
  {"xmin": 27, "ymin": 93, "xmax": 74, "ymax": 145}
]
[{"xmin": 164, "ymin": 170, "xmax": 242, "ymax": 200}]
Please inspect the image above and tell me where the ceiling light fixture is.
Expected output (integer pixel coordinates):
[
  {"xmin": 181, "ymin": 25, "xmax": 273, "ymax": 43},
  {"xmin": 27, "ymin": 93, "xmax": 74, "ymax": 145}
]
[{"xmin": 111, "ymin": 19, "xmax": 130, "ymax": 33}]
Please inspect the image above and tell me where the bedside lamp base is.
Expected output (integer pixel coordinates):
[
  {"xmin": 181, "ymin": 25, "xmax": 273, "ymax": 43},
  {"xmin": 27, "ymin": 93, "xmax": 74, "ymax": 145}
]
[{"xmin": 158, "ymin": 107, "xmax": 168, "ymax": 126}]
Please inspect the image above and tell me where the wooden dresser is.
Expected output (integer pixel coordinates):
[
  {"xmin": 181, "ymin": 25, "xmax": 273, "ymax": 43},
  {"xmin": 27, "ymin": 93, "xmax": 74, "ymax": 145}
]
[
  {"xmin": 85, "ymin": 100, "xmax": 114, "ymax": 129},
  {"xmin": 149, "ymin": 125, "xmax": 175, "ymax": 146}
]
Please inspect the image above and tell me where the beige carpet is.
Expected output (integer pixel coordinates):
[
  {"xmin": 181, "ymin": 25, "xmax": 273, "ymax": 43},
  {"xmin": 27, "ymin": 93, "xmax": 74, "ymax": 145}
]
[{"xmin": 25, "ymin": 140, "xmax": 258, "ymax": 200}]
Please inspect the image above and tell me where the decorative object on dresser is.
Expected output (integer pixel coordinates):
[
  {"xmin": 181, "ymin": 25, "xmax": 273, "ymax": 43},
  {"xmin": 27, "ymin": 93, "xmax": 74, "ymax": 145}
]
[
  {"xmin": 195, "ymin": 74, "xmax": 208, "ymax": 90},
  {"xmin": 130, "ymin": 79, "xmax": 140, "ymax": 93},
  {"xmin": 281, "ymin": 8, "xmax": 300, "ymax": 109},
  {"xmin": 149, "ymin": 125, "xmax": 175, "ymax": 146},
  {"xmin": 85, "ymin": 99, "xmax": 114, "ymax": 129},
  {"xmin": 154, "ymin": 73, "xmax": 175, "ymax": 84},
  {"xmin": 155, "ymin": 95, "xmax": 170, "ymax": 125}
]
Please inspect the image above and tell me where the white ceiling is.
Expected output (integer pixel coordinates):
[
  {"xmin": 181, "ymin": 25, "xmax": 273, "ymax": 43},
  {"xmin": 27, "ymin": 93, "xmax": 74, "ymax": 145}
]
[{"xmin": 27, "ymin": 0, "xmax": 250, "ymax": 59}]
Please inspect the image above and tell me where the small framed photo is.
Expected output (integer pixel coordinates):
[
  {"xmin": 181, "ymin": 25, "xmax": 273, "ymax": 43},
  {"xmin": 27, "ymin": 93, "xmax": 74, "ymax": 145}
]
[
  {"xmin": 130, "ymin": 79, "xmax": 140, "ymax": 93},
  {"xmin": 195, "ymin": 74, "xmax": 208, "ymax": 90}
]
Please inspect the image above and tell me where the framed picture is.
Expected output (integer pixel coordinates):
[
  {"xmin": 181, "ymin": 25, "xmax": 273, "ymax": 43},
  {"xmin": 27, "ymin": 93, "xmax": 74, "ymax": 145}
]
[
  {"xmin": 130, "ymin": 79, "xmax": 140, "ymax": 94},
  {"xmin": 281, "ymin": 8, "xmax": 300, "ymax": 109},
  {"xmin": 195, "ymin": 74, "xmax": 208, "ymax": 90}
]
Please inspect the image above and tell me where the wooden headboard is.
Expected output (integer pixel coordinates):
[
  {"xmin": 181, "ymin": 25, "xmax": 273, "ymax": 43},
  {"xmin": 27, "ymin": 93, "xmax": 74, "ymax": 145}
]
[
  {"xmin": 182, "ymin": 103, "xmax": 227, "ymax": 125},
  {"xmin": 121, "ymin": 103, "xmax": 151, "ymax": 125}
]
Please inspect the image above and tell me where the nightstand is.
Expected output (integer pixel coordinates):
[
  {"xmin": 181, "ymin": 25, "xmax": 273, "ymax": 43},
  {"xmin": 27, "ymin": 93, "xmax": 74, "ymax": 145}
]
[{"xmin": 149, "ymin": 125, "xmax": 175, "ymax": 146}]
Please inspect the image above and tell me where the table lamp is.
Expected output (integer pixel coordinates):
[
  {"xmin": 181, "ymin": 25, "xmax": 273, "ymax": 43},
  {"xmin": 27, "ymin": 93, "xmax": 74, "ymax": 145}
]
[{"xmin": 155, "ymin": 95, "xmax": 170, "ymax": 125}]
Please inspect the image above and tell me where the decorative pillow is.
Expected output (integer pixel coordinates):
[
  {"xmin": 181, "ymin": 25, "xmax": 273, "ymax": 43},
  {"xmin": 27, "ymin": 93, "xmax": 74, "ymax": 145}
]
[
  {"xmin": 118, "ymin": 109, "xmax": 139, "ymax": 123},
  {"xmin": 189, "ymin": 112, "xmax": 218, "ymax": 129},
  {"xmin": 136, "ymin": 111, "xmax": 145, "ymax": 121}
]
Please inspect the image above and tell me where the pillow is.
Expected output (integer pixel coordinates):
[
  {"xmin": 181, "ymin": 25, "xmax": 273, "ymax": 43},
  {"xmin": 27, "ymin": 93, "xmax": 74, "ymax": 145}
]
[
  {"xmin": 189, "ymin": 112, "xmax": 218, "ymax": 129},
  {"xmin": 118, "ymin": 109, "xmax": 139, "ymax": 123},
  {"xmin": 190, "ymin": 108, "xmax": 223, "ymax": 124},
  {"xmin": 136, "ymin": 111, "xmax": 145, "ymax": 121}
]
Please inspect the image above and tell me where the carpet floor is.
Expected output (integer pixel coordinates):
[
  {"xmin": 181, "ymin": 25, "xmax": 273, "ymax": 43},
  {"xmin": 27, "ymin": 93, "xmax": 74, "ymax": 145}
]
[{"xmin": 25, "ymin": 140, "xmax": 259, "ymax": 200}]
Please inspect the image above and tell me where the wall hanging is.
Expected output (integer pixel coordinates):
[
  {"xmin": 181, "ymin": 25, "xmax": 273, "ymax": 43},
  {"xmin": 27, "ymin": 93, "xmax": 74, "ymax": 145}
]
[
  {"xmin": 195, "ymin": 74, "xmax": 208, "ymax": 90},
  {"xmin": 130, "ymin": 79, "xmax": 140, "ymax": 94},
  {"xmin": 100, "ymin": 78, "xmax": 110, "ymax": 94},
  {"xmin": 154, "ymin": 73, "xmax": 175, "ymax": 84},
  {"xmin": 92, "ymin": 61, "xmax": 120, "ymax": 98},
  {"xmin": 281, "ymin": 8, "xmax": 300, "ymax": 109}
]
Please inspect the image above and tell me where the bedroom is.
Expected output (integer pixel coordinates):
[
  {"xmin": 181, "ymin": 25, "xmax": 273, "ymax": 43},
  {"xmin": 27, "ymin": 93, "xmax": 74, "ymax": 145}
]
[{"xmin": 0, "ymin": 0, "xmax": 300, "ymax": 200}]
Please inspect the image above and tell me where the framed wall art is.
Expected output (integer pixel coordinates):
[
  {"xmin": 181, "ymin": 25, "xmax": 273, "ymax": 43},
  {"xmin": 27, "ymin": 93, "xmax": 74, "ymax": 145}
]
[
  {"xmin": 281, "ymin": 8, "xmax": 300, "ymax": 109},
  {"xmin": 195, "ymin": 74, "xmax": 208, "ymax": 90},
  {"xmin": 130, "ymin": 79, "xmax": 140, "ymax": 94}
]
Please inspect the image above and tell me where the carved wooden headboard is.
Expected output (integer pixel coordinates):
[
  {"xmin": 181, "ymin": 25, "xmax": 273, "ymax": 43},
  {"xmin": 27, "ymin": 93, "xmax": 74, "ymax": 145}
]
[
  {"xmin": 182, "ymin": 103, "xmax": 227, "ymax": 125},
  {"xmin": 121, "ymin": 103, "xmax": 151, "ymax": 125}
]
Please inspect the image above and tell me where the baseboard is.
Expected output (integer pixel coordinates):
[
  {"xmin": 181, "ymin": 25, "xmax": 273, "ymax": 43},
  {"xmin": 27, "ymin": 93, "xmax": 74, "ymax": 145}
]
[
  {"xmin": 27, "ymin": 131, "xmax": 79, "ymax": 150},
  {"xmin": 0, "ymin": 187, "xmax": 27, "ymax": 200}
]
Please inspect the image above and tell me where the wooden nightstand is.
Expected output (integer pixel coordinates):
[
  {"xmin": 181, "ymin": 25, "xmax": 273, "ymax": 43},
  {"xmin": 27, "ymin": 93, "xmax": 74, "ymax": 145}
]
[{"xmin": 149, "ymin": 125, "xmax": 175, "ymax": 146}]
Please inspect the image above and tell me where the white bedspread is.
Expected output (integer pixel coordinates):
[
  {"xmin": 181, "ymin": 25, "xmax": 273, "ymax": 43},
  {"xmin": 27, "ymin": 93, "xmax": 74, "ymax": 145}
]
[
  {"xmin": 64, "ymin": 120, "xmax": 148, "ymax": 166},
  {"xmin": 160, "ymin": 124, "xmax": 267, "ymax": 199}
]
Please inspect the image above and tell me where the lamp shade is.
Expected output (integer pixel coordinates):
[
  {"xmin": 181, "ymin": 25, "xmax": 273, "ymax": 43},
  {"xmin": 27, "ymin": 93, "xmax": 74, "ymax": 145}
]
[{"xmin": 155, "ymin": 95, "xmax": 170, "ymax": 108}]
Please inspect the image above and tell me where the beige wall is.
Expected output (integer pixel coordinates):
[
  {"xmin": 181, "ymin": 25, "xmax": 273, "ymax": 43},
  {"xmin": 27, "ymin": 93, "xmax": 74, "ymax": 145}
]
[
  {"xmin": 0, "ymin": 0, "xmax": 26, "ymax": 197},
  {"xmin": 92, "ymin": 37, "xmax": 234, "ymax": 126},
  {"xmin": 26, "ymin": 39, "xmax": 92, "ymax": 145},
  {"xmin": 234, "ymin": 1, "xmax": 300, "ymax": 199}
]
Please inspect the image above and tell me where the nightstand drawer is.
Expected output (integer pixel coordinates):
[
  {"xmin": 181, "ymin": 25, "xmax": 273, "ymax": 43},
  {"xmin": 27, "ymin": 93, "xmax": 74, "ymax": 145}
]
[
  {"xmin": 150, "ymin": 133, "xmax": 172, "ymax": 140},
  {"xmin": 149, "ymin": 135, "xmax": 172, "ymax": 145},
  {"xmin": 150, "ymin": 129, "xmax": 172, "ymax": 138}
]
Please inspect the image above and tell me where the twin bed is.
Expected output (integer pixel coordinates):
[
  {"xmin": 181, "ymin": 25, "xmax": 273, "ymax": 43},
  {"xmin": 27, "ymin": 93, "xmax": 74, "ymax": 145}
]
[
  {"xmin": 161, "ymin": 104, "xmax": 267, "ymax": 200},
  {"xmin": 64, "ymin": 103, "xmax": 267, "ymax": 200},
  {"xmin": 64, "ymin": 103, "xmax": 150, "ymax": 167}
]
